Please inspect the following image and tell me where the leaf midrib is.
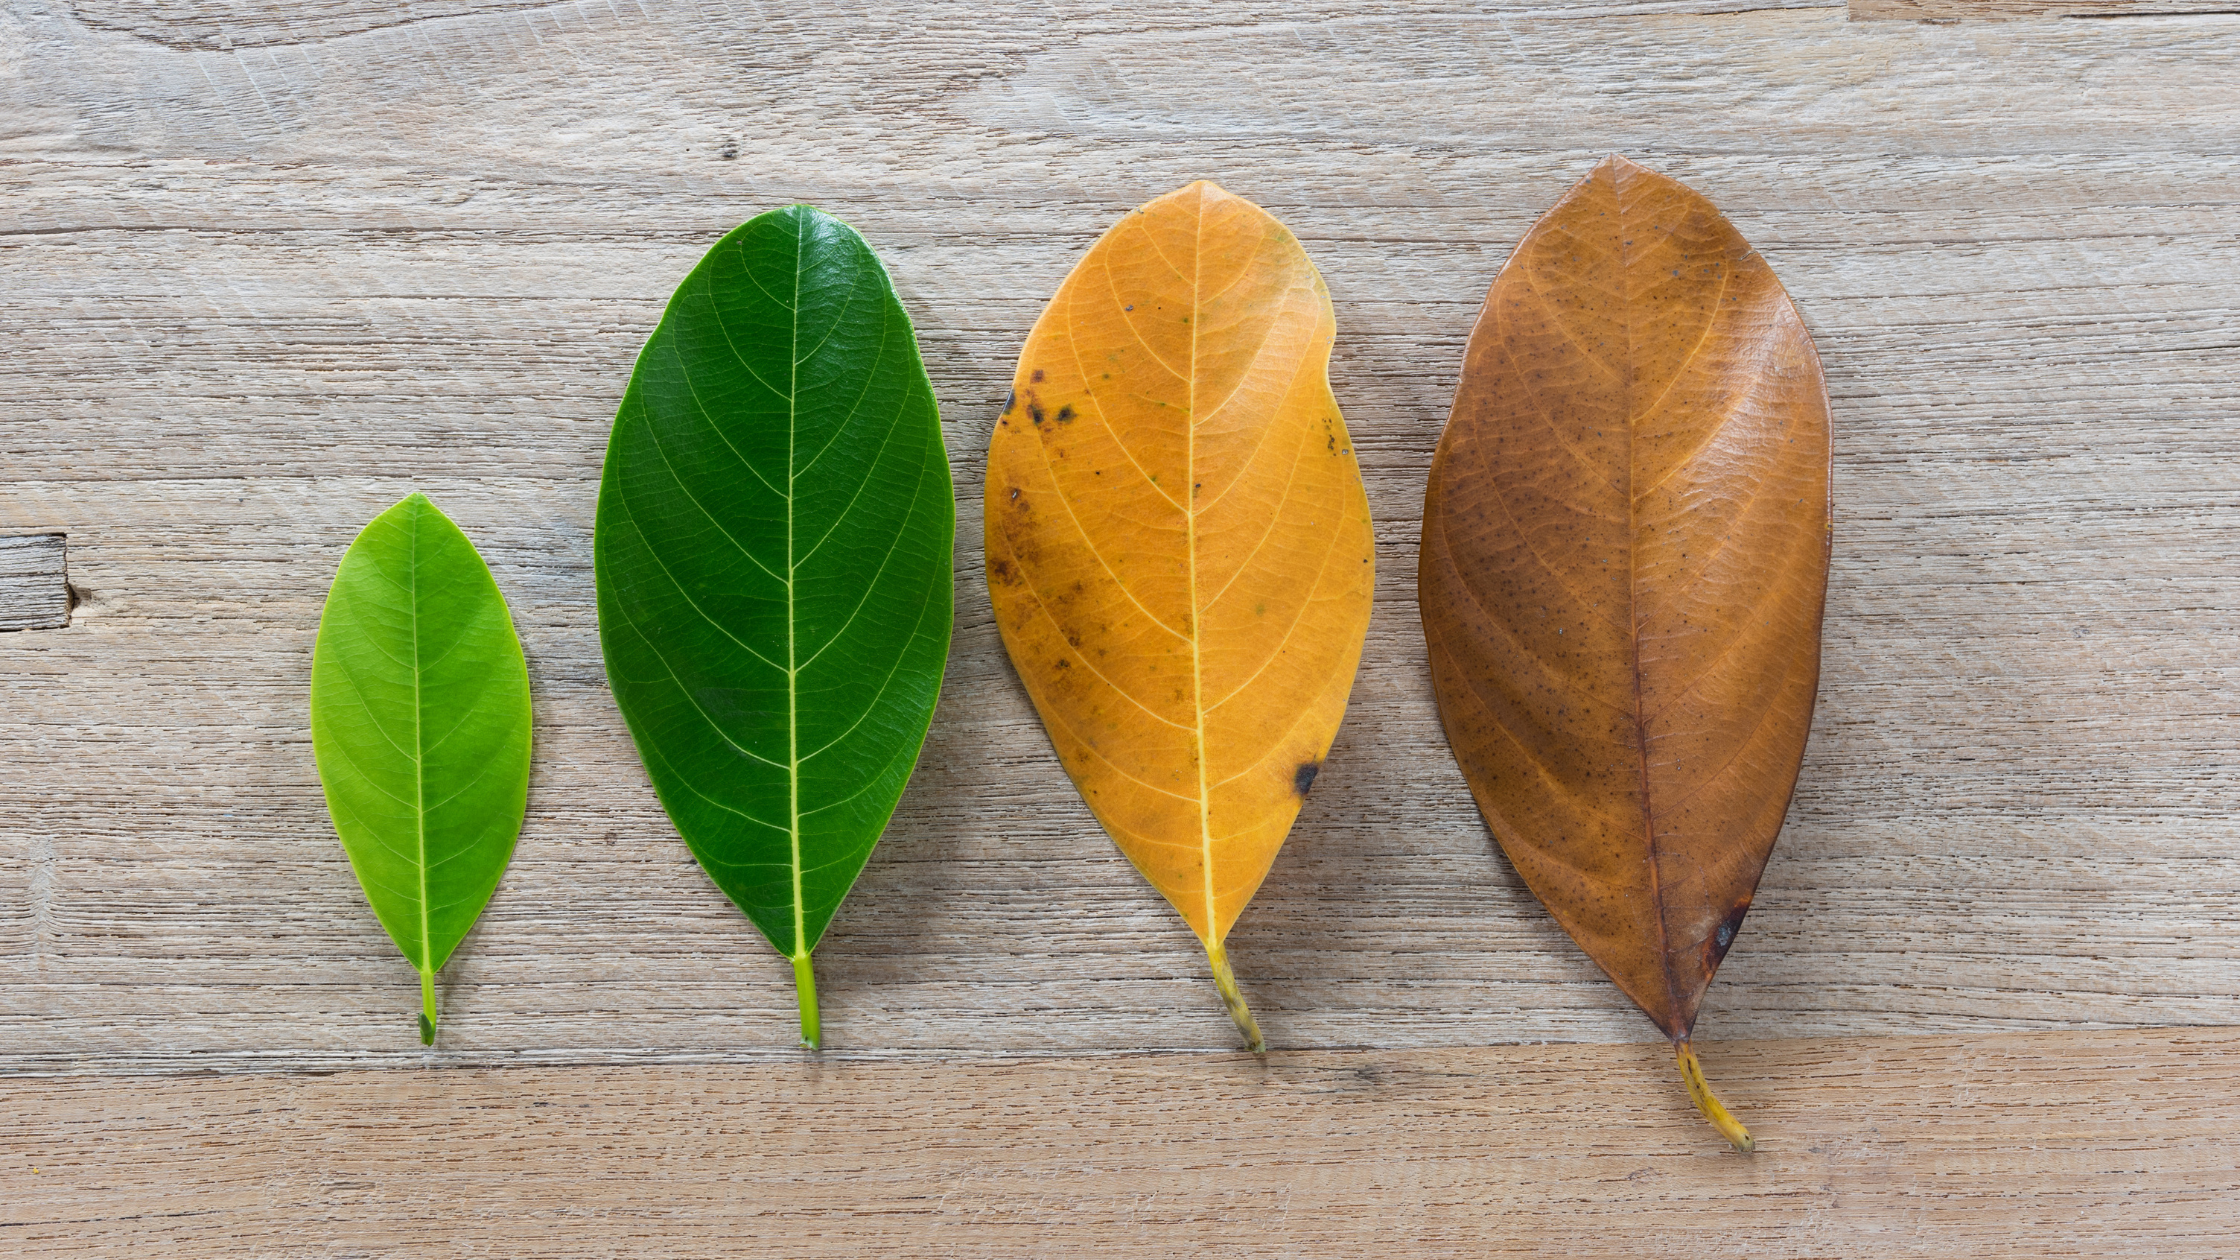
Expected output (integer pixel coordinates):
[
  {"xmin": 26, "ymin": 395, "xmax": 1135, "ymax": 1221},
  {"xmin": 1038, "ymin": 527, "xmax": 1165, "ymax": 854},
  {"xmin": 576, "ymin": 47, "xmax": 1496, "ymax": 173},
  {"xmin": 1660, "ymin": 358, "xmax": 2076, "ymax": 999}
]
[
  {"xmin": 409, "ymin": 505, "xmax": 431, "ymax": 979},
  {"xmin": 1611, "ymin": 165, "xmax": 1737, "ymax": 1036},
  {"xmin": 787, "ymin": 215, "xmax": 804, "ymax": 964},
  {"xmin": 1610, "ymin": 168, "xmax": 1682, "ymax": 1034},
  {"xmin": 1187, "ymin": 196, "xmax": 1214, "ymax": 942}
]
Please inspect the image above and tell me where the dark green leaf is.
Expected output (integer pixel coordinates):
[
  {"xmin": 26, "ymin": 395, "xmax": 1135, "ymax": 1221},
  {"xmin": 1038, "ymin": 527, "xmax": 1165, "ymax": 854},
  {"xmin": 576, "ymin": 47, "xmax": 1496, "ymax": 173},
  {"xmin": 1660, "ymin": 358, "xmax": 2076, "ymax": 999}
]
[
  {"xmin": 595, "ymin": 205, "xmax": 954, "ymax": 1047},
  {"xmin": 310, "ymin": 493, "xmax": 533, "ymax": 1045}
]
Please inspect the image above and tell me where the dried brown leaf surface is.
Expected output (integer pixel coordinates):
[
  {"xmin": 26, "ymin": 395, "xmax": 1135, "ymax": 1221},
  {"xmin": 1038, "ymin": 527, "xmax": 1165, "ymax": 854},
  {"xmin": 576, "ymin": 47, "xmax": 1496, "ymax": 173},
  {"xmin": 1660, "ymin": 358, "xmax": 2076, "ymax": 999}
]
[
  {"xmin": 986, "ymin": 181, "xmax": 1376, "ymax": 1049},
  {"xmin": 1419, "ymin": 157, "xmax": 1831, "ymax": 1149}
]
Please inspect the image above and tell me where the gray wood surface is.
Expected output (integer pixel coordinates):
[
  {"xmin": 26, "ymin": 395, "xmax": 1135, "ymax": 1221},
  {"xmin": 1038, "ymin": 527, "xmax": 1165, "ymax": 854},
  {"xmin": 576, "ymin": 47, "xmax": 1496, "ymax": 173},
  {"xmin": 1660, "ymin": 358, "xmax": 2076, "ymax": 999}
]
[
  {"xmin": 8, "ymin": 1029, "xmax": 2237, "ymax": 1258},
  {"xmin": 4, "ymin": 0, "xmax": 2239, "ymax": 1078},
  {"xmin": 0, "ymin": 534, "xmax": 69, "ymax": 632},
  {"xmin": 1854, "ymin": 0, "xmax": 2240, "ymax": 18}
]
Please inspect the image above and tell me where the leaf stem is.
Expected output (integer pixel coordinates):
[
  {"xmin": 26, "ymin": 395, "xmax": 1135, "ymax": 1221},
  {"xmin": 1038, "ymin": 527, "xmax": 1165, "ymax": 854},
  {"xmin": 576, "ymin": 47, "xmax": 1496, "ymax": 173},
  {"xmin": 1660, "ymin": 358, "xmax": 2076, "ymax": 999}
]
[
  {"xmin": 1676, "ymin": 1040, "xmax": 1754, "ymax": 1152},
  {"xmin": 1205, "ymin": 939, "xmax": 1266, "ymax": 1053},
  {"xmin": 419, "ymin": 968, "xmax": 437, "ymax": 1046},
  {"xmin": 793, "ymin": 953, "xmax": 821, "ymax": 1050}
]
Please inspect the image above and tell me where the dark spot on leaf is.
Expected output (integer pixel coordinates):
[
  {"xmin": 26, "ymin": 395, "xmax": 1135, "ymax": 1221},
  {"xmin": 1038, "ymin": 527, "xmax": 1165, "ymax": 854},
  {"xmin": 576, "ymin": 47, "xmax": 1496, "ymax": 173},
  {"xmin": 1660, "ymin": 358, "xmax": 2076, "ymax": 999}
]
[
  {"xmin": 1056, "ymin": 405, "xmax": 1075, "ymax": 423},
  {"xmin": 1712, "ymin": 901, "xmax": 1750, "ymax": 957},
  {"xmin": 1293, "ymin": 762, "xmax": 1320, "ymax": 796},
  {"xmin": 1029, "ymin": 404, "xmax": 1045, "ymax": 425},
  {"xmin": 1002, "ymin": 391, "xmax": 1016, "ymax": 415},
  {"xmin": 1031, "ymin": 369, "xmax": 1045, "ymax": 383}
]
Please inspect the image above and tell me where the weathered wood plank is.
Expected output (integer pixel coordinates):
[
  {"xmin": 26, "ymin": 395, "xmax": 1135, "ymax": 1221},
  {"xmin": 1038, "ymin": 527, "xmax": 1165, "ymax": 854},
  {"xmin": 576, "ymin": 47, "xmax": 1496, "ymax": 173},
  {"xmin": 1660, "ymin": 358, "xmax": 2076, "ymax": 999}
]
[
  {"xmin": 0, "ymin": 535, "xmax": 69, "ymax": 632},
  {"xmin": 2, "ymin": 2, "xmax": 2238, "ymax": 1074},
  {"xmin": 4, "ymin": 1029, "xmax": 2237, "ymax": 1256},
  {"xmin": 59, "ymin": 0, "xmax": 1847, "ymax": 55},
  {"xmin": 1855, "ymin": 0, "xmax": 2240, "ymax": 19}
]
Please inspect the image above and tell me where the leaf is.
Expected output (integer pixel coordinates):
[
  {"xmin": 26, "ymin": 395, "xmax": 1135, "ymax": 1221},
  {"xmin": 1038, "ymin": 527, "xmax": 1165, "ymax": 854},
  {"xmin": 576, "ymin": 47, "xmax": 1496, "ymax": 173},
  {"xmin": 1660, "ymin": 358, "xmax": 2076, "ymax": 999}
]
[
  {"xmin": 1419, "ymin": 156, "xmax": 1831, "ymax": 1150},
  {"xmin": 310, "ymin": 493, "xmax": 533, "ymax": 1046},
  {"xmin": 594, "ymin": 205, "xmax": 954, "ymax": 1048},
  {"xmin": 985, "ymin": 181, "xmax": 1377, "ymax": 1050}
]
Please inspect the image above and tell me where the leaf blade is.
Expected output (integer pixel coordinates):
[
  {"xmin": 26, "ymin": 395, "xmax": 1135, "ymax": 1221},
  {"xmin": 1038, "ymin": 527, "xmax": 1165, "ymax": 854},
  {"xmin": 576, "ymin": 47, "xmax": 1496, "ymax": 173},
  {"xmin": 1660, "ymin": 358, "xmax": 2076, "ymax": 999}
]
[
  {"xmin": 986, "ymin": 182, "xmax": 1376, "ymax": 1040},
  {"xmin": 1420, "ymin": 157, "xmax": 1831, "ymax": 1125},
  {"xmin": 595, "ymin": 206, "xmax": 954, "ymax": 1023},
  {"xmin": 310, "ymin": 493, "xmax": 533, "ymax": 1039}
]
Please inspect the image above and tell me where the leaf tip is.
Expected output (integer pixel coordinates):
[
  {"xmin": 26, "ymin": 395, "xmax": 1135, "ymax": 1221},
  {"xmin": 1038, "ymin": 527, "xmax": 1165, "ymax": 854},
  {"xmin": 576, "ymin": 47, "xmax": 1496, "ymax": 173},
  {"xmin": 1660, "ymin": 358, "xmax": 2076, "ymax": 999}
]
[
  {"xmin": 781, "ymin": 202, "xmax": 867, "ymax": 248},
  {"xmin": 1170, "ymin": 178, "xmax": 1240, "ymax": 213},
  {"xmin": 388, "ymin": 490, "xmax": 443, "ymax": 523}
]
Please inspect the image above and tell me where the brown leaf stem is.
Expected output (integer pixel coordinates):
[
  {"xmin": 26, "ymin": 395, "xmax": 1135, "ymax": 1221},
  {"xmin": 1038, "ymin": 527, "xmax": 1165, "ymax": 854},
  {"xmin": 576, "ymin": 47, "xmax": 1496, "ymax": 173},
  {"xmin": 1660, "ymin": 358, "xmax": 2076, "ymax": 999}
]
[{"xmin": 1205, "ymin": 939, "xmax": 1266, "ymax": 1053}]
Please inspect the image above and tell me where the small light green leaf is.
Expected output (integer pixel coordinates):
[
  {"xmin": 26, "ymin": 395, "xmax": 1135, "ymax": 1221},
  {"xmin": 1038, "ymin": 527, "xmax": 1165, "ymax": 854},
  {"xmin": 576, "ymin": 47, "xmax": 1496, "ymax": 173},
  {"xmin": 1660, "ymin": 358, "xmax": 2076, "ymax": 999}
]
[
  {"xmin": 595, "ymin": 205, "xmax": 954, "ymax": 1049},
  {"xmin": 310, "ymin": 493, "xmax": 533, "ymax": 1046}
]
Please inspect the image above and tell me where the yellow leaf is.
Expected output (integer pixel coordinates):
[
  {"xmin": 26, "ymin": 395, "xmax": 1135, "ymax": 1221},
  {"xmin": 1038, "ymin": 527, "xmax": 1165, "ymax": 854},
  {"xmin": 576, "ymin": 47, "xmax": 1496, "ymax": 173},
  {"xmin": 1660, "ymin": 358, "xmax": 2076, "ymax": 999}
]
[{"xmin": 986, "ymin": 181, "xmax": 1376, "ymax": 1048}]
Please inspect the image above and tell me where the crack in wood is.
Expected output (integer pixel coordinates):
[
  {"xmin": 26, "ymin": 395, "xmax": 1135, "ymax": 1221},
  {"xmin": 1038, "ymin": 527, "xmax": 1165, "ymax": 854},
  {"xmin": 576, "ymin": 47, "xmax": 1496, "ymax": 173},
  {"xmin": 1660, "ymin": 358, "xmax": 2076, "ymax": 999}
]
[{"xmin": 0, "ymin": 534, "xmax": 70, "ymax": 632}]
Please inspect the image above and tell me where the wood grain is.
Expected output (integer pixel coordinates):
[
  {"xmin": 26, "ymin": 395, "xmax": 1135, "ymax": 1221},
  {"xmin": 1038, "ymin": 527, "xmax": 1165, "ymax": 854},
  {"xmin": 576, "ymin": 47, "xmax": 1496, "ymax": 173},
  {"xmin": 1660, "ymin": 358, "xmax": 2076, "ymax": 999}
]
[
  {"xmin": 2, "ymin": 0, "xmax": 2238, "ymax": 1075},
  {"xmin": 0, "ymin": 535, "xmax": 70, "ymax": 632},
  {"xmin": 5, "ymin": 1029, "xmax": 2238, "ymax": 1257},
  {"xmin": 7, "ymin": 0, "xmax": 2240, "ymax": 1248},
  {"xmin": 1854, "ymin": 1, "xmax": 2240, "ymax": 19}
]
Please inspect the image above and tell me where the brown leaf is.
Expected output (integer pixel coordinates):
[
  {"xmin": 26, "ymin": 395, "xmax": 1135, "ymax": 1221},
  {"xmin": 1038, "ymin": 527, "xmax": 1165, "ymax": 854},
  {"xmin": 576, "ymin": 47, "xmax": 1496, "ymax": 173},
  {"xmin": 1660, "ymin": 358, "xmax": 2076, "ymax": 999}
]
[{"xmin": 1418, "ymin": 157, "xmax": 1831, "ymax": 1150}]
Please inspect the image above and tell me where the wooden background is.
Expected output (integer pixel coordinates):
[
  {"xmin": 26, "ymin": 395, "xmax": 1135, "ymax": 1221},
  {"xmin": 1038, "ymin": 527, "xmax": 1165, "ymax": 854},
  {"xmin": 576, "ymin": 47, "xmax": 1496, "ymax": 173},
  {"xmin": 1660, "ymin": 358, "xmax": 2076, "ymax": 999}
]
[{"xmin": 4, "ymin": 0, "xmax": 2237, "ymax": 1252}]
